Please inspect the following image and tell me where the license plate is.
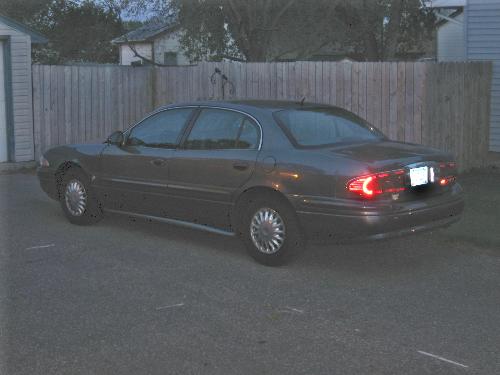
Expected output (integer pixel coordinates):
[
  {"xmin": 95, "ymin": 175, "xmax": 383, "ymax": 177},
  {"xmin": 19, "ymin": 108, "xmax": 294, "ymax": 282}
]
[{"xmin": 409, "ymin": 166, "xmax": 429, "ymax": 187}]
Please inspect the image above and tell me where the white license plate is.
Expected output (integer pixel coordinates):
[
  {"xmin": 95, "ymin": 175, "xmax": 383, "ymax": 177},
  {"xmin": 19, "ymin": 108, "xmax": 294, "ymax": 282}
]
[{"xmin": 409, "ymin": 166, "xmax": 429, "ymax": 186}]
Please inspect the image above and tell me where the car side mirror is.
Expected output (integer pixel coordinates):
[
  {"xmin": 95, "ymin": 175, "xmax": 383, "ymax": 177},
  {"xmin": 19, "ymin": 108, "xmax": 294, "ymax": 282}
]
[{"xmin": 106, "ymin": 131, "xmax": 124, "ymax": 146}]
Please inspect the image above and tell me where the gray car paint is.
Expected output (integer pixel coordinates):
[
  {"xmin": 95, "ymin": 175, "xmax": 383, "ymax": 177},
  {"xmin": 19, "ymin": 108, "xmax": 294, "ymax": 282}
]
[{"xmin": 37, "ymin": 100, "xmax": 464, "ymax": 241}]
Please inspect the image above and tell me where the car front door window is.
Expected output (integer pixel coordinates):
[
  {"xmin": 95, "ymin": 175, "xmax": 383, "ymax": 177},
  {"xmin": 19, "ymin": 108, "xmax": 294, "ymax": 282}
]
[{"xmin": 127, "ymin": 108, "xmax": 193, "ymax": 148}]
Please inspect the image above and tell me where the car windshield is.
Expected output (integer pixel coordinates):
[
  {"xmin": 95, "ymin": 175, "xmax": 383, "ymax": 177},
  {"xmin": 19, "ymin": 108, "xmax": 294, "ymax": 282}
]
[{"xmin": 274, "ymin": 107, "xmax": 384, "ymax": 148}]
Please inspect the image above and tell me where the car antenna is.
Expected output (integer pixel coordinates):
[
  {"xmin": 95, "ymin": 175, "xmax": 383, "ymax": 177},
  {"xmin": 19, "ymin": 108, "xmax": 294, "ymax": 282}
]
[{"xmin": 300, "ymin": 97, "xmax": 306, "ymax": 106}]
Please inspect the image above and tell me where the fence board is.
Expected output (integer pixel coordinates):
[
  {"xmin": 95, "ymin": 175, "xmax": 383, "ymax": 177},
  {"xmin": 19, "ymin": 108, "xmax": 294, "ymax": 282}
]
[
  {"xmin": 32, "ymin": 65, "xmax": 41, "ymax": 158},
  {"xmin": 481, "ymin": 63, "xmax": 493, "ymax": 167},
  {"xmin": 343, "ymin": 62, "xmax": 352, "ymax": 111},
  {"xmin": 51, "ymin": 66, "xmax": 59, "ymax": 148},
  {"xmin": 374, "ymin": 63, "xmax": 383, "ymax": 130},
  {"xmin": 413, "ymin": 63, "xmax": 425, "ymax": 145},
  {"xmin": 289, "ymin": 62, "xmax": 297, "ymax": 100},
  {"xmin": 31, "ymin": 62, "xmax": 492, "ymax": 171},
  {"xmin": 42, "ymin": 65, "xmax": 51, "ymax": 153},
  {"xmin": 380, "ymin": 63, "xmax": 389, "ymax": 136},
  {"xmin": 404, "ymin": 63, "xmax": 414, "ymax": 143}
]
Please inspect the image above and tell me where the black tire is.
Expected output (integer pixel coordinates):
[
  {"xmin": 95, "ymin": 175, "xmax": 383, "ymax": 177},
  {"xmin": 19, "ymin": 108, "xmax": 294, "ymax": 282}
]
[
  {"xmin": 239, "ymin": 194, "xmax": 304, "ymax": 266},
  {"xmin": 59, "ymin": 168, "xmax": 102, "ymax": 225}
]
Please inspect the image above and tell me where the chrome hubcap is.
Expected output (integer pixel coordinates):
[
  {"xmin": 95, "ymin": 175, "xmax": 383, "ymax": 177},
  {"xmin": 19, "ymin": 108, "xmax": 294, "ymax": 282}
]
[
  {"xmin": 250, "ymin": 208, "xmax": 286, "ymax": 254},
  {"xmin": 64, "ymin": 179, "xmax": 87, "ymax": 216}
]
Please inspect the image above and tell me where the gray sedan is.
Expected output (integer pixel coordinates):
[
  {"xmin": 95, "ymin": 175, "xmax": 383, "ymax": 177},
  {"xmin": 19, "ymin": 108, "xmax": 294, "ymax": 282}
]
[{"xmin": 37, "ymin": 100, "xmax": 464, "ymax": 265}]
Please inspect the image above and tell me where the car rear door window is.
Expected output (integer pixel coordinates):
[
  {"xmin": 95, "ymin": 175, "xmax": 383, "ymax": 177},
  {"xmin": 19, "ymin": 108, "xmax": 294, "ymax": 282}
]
[
  {"xmin": 237, "ymin": 119, "xmax": 259, "ymax": 149},
  {"xmin": 184, "ymin": 109, "xmax": 259, "ymax": 150},
  {"xmin": 127, "ymin": 108, "xmax": 193, "ymax": 148}
]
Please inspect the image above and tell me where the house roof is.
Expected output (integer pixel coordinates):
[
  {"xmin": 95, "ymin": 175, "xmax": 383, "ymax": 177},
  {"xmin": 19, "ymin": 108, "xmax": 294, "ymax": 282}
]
[
  {"xmin": 111, "ymin": 18, "xmax": 178, "ymax": 44},
  {"xmin": 425, "ymin": 0, "xmax": 466, "ymax": 8},
  {"xmin": 0, "ymin": 13, "xmax": 48, "ymax": 43}
]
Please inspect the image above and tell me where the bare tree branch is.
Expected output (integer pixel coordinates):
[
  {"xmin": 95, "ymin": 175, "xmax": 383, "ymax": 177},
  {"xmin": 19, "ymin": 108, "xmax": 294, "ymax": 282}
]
[
  {"xmin": 125, "ymin": 40, "xmax": 169, "ymax": 66},
  {"xmin": 271, "ymin": 0, "xmax": 297, "ymax": 28}
]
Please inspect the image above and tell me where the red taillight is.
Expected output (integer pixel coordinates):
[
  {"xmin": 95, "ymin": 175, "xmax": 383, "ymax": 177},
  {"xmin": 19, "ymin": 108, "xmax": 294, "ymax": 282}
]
[
  {"xmin": 348, "ymin": 175, "xmax": 380, "ymax": 197},
  {"xmin": 439, "ymin": 162, "xmax": 457, "ymax": 186},
  {"xmin": 439, "ymin": 176, "xmax": 456, "ymax": 186},
  {"xmin": 347, "ymin": 169, "xmax": 406, "ymax": 199}
]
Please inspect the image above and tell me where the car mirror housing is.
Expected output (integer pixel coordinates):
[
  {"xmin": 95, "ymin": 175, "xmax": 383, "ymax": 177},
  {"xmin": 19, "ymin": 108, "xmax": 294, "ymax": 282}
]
[{"xmin": 106, "ymin": 131, "xmax": 124, "ymax": 146}]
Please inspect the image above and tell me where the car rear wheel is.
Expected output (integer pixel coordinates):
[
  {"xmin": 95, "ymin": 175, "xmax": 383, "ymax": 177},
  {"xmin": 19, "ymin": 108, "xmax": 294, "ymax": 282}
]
[
  {"xmin": 60, "ymin": 169, "xmax": 102, "ymax": 225},
  {"xmin": 240, "ymin": 195, "xmax": 304, "ymax": 266}
]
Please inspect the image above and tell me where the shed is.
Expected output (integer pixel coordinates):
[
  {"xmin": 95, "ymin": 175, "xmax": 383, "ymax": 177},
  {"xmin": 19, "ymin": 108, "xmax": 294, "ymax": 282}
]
[
  {"xmin": 0, "ymin": 14, "xmax": 47, "ymax": 163},
  {"xmin": 431, "ymin": 0, "xmax": 500, "ymax": 152}
]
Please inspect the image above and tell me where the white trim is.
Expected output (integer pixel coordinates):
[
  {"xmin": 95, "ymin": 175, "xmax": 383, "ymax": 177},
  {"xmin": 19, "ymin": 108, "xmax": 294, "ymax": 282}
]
[
  {"xmin": 0, "ymin": 41, "xmax": 8, "ymax": 162},
  {"xmin": 435, "ymin": 12, "xmax": 463, "ymax": 25},
  {"xmin": 417, "ymin": 351, "xmax": 469, "ymax": 368},
  {"xmin": 426, "ymin": 0, "xmax": 466, "ymax": 8}
]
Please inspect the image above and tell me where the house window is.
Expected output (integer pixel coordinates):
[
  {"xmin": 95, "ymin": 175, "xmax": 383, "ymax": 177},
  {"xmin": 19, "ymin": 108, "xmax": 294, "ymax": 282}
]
[
  {"xmin": 131, "ymin": 60, "xmax": 144, "ymax": 67},
  {"xmin": 164, "ymin": 52, "xmax": 178, "ymax": 66}
]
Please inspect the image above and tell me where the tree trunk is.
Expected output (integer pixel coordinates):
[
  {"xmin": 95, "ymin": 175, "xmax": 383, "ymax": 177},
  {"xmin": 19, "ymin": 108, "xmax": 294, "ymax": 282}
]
[{"xmin": 384, "ymin": 0, "xmax": 404, "ymax": 60}]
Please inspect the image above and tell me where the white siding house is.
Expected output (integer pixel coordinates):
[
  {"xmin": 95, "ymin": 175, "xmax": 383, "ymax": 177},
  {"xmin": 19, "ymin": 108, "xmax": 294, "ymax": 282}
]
[
  {"xmin": 153, "ymin": 31, "xmax": 190, "ymax": 66},
  {"xmin": 433, "ymin": 0, "xmax": 500, "ymax": 152},
  {"xmin": 112, "ymin": 20, "xmax": 190, "ymax": 66},
  {"xmin": 437, "ymin": 13, "xmax": 466, "ymax": 61},
  {"xmin": 119, "ymin": 42, "xmax": 153, "ymax": 66},
  {"xmin": 0, "ymin": 38, "xmax": 7, "ymax": 162},
  {"xmin": 0, "ymin": 15, "xmax": 47, "ymax": 162},
  {"xmin": 466, "ymin": 0, "xmax": 500, "ymax": 152}
]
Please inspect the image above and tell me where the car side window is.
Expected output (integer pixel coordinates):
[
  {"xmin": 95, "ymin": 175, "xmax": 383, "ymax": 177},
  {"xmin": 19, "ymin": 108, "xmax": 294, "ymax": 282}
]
[
  {"xmin": 127, "ymin": 108, "xmax": 193, "ymax": 148},
  {"xmin": 184, "ymin": 109, "xmax": 259, "ymax": 150},
  {"xmin": 237, "ymin": 118, "xmax": 259, "ymax": 149}
]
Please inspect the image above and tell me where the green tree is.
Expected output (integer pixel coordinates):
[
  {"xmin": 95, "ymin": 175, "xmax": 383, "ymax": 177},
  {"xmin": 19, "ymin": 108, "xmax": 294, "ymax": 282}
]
[
  {"xmin": 1, "ymin": 0, "xmax": 124, "ymax": 64},
  {"xmin": 0, "ymin": 0, "xmax": 53, "ymax": 24},
  {"xmin": 121, "ymin": 0, "xmax": 435, "ymax": 62},
  {"xmin": 174, "ymin": 0, "xmax": 348, "ymax": 62},
  {"xmin": 335, "ymin": 0, "xmax": 436, "ymax": 61},
  {"xmin": 35, "ymin": 0, "xmax": 124, "ymax": 64}
]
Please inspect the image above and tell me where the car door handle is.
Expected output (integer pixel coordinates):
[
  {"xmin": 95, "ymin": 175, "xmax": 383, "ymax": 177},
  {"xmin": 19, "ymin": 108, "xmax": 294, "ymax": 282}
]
[
  {"xmin": 233, "ymin": 162, "xmax": 249, "ymax": 171},
  {"xmin": 151, "ymin": 159, "xmax": 167, "ymax": 167}
]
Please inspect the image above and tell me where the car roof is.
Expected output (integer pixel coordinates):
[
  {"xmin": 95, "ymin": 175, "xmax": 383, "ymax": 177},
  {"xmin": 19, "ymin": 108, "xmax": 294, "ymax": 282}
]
[{"xmin": 160, "ymin": 100, "xmax": 339, "ymax": 114}]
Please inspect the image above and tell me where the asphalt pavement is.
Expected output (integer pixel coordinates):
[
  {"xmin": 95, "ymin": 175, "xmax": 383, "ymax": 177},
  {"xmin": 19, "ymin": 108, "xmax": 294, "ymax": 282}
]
[{"xmin": 1, "ymin": 170, "xmax": 499, "ymax": 375}]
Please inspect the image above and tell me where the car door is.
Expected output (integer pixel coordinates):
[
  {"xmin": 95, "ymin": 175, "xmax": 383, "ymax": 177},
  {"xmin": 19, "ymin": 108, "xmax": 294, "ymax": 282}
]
[
  {"xmin": 95, "ymin": 107, "xmax": 195, "ymax": 215},
  {"xmin": 166, "ymin": 108, "xmax": 261, "ymax": 229}
]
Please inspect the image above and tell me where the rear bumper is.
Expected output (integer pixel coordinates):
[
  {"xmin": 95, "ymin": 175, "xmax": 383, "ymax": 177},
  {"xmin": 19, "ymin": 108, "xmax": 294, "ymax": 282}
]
[
  {"xmin": 291, "ymin": 185, "xmax": 465, "ymax": 243},
  {"xmin": 37, "ymin": 167, "xmax": 59, "ymax": 200}
]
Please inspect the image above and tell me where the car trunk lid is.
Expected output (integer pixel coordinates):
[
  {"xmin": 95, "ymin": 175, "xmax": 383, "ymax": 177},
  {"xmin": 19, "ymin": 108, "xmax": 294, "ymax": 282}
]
[
  {"xmin": 326, "ymin": 140, "xmax": 457, "ymax": 201},
  {"xmin": 329, "ymin": 140, "xmax": 452, "ymax": 171}
]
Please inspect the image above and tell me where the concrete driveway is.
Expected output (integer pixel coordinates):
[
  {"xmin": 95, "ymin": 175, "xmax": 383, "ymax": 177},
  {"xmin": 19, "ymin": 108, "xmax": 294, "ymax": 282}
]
[{"xmin": 1, "ymin": 170, "xmax": 499, "ymax": 374}]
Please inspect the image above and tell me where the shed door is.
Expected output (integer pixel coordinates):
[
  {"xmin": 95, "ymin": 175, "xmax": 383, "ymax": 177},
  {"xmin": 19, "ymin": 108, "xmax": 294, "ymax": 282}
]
[{"xmin": 0, "ymin": 41, "xmax": 7, "ymax": 162}]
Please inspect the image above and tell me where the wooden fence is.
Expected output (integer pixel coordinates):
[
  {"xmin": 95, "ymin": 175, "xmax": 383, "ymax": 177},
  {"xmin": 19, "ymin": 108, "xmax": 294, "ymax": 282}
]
[{"xmin": 32, "ymin": 61, "xmax": 492, "ymax": 171}]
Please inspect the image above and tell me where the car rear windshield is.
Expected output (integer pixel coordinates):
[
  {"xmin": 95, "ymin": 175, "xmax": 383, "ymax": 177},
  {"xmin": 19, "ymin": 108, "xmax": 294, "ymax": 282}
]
[{"xmin": 274, "ymin": 108, "xmax": 384, "ymax": 148}]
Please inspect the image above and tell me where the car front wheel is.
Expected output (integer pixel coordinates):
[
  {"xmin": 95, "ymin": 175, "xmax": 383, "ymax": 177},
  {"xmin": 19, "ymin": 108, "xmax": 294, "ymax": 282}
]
[
  {"xmin": 240, "ymin": 196, "xmax": 304, "ymax": 266},
  {"xmin": 60, "ymin": 169, "xmax": 102, "ymax": 225}
]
